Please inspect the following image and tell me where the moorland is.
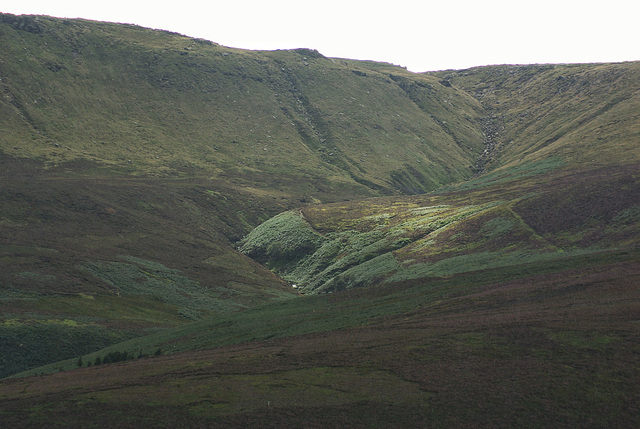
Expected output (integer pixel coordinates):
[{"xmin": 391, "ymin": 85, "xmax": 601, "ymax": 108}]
[{"xmin": 0, "ymin": 13, "xmax": 638, "ymax": 427}]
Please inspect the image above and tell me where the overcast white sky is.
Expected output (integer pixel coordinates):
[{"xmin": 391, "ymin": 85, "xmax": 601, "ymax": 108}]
[{"xmin": 3, "ymin": 1, "xmax": 638, "ymax": 72}]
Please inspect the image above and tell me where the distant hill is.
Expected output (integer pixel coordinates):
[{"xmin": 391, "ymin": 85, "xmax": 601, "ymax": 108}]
[
  {"xmin": 435, "ymin": 62, "xmax": 640, "ymax": 172},
  {"xmin": 1, "ymin": 14, "xmax": 639, "ymax": 427}
]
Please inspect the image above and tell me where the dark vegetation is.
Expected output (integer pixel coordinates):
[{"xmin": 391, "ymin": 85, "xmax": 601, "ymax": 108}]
[{"xmin": 0, "ymin": 13, "xmax": 639, "ymax": 427}]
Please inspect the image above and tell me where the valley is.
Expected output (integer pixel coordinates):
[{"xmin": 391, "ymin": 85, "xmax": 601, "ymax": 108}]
[{"xmin": 0, "ymin": 13, "xmax": 638, "ymax": 427}]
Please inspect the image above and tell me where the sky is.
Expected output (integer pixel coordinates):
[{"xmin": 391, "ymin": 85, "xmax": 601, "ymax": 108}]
[{"xmin": 3, "ymin": 1, "xmax": 638, "ymax": 72}]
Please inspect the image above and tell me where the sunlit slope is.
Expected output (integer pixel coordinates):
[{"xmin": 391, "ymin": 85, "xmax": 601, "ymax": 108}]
[
  {"xmin": 239, "ymin": 162, "xmax": 640, "ymax": 293},
  {"xmin": 0, "ymin": 13, "xmax": 484, "ymax": 198}
]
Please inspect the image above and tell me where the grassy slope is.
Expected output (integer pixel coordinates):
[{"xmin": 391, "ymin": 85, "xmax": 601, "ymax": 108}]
[
  {"xmin": 434, "ymin": 62, "xmax": 640, "ymax": 172},
  {"xmin": 0, "ymin": 14, "xmax": 485, "ymax": 377},
  {"xmin": 4, "ymin": 167, "xmax": 638, "ymax": 425},
  {"xmin": 0, "ymin": 155, "xmax": 297, "ymax": 377},
  {"xmin": 1, "ymin": 14, "xmax": 639, "ymax": 427},
  {"xmin": 0, "ymin": 14, "xmax": 484, "ymax": 196},
  {"xmin": 240, "ymin": 163, "xmax": 640, "ymax": 294},
  {"xmin": 2, "ymin": 250, "xmax": 638, "ymax": 427},
  {"xmin": 238, "ymin": 61, "xmax": 640, "ymax": 294}
]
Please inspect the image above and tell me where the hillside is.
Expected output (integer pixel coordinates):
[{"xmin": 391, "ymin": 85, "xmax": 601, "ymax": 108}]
[
  {"xmin": 0, "ymin": 13, "xmax": 484, "ymax": 197},
  {"xmin": 240, "ymin": 62, "xmax": 640, "ymax": 294},
  {"xmin": 0, "ymin": 13, "xmax": 488, "ymax": 378},
  {"xmin": 435, "ymin": 62, "xmax": 640, "ymax": 172},
  {"xmin": 240, "ymin": 164, "xmax": 640, "ymax": 294},
  {"xmin": 1, "ymin": 13, "xmax": 639, "ymax": 427},
  {"xmin": 4, "ymin": 246, "xmax": 639, "ymax": 427}
]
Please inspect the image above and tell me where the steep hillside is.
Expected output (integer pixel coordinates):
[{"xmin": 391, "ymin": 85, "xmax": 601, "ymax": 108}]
[
  {"xmin": 0, "ymin": 13, "xmax": 484, "ymax": 197},
  {"xmin": 434, "ymin": 62, "xmax": 640, "ymax": 173}
]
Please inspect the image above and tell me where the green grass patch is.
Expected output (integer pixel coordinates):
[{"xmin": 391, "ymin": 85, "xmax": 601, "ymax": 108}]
[
  {"xmin": 0, "ymin": 319, "xmax": 136, "ymax": 378},
  {"xmin": 479, "ymin": 216, "xmax": 517, "ymax": 238},
  {"xmin": 388, "ymin": 247, "xmax": 601, "ymax": 283},
  {"xmin": 435, "ymin": 158, "xmax": 566, "ymax": 193},
  {"xmin": 318, "ymin": 252, "xmax": 401, "ymax": 293},
  {"xmin": 240, "ymin": 201, "xmax": 505, "ymax": 293},
  {"xmin": 612, "ymin": 204, "xmax": 640, "ymax": 226},
  {"xmin": 544, "ymin": 330, "xmax": 618, "ymax": 350},
  {"xmin": 81, "ymin": 256, "xmax": 242, "ymax": 318},
  {"xmin": 238, "ymin": 211, "xmax": 325, "ymax": 270}
]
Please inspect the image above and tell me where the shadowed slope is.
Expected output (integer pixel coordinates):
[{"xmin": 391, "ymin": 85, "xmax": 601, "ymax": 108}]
[
  {"xmin": 2, "ymin": 250, "xmax": 638, "ymax": 427},
  {"xmin": 0, "ymin": 155, "xmax": 297, "ymax": 378}
]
